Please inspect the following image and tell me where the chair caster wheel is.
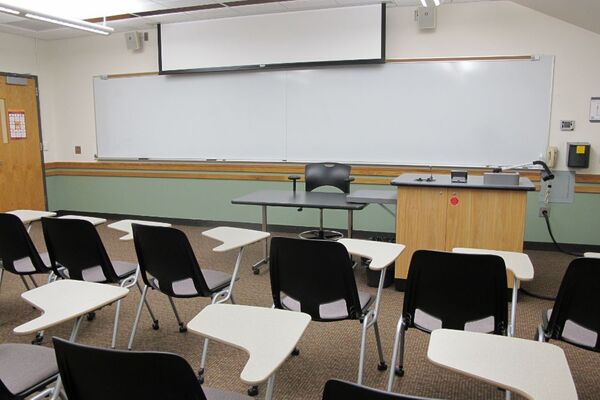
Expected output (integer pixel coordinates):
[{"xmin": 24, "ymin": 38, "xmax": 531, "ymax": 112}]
[
  {"xmin": 394, "ymin": 367, "xmax": 404, "ymax": 377},
  {"xmin": 252, "ymin": 268, "xmax": 260, "ymax": 275},
  {"xmin": 179, "ymin": 324, "xmax": 187, "ymax": 333},
  {"xmin": 86, "ymin": 312, "xmax": 96, "ymax": 321},
  {"xmin": 32, "ymin": 334, "xmax": 44, "ymax": 345},
  {"xmin": 152, "ymin": 320, "xmax": 160, "ymax": 330},
  {"xmin": 248, "ymin": 386, "xmax": 259, "ymax": 396},
  {"xmin": 377, "ymin": 362, "xmax": 388, "ymax": 371},
  {"xmin": 291, "ymin": 347, "xmax": 300, "ymax": 356}
]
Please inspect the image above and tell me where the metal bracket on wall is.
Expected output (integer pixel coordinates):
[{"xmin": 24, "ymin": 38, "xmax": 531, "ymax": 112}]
[
  {"xmin": 538, "ymin": 170, "xmax": 575, "ymax": 203},
  {"xmin": 0, "ymin": 98, "xmax": 8, "ymax": 144}
]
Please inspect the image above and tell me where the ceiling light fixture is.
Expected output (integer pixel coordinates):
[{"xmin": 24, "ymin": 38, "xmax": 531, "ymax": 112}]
[
  {"xmin": 433, "ymin": 0, "xmax": 441, "ymax": 6},
  {"xmin": 420, "ymin": 0, "xmax": 428, "ymax": 6},
  {"xmin": 0, "ymin": 2, "xmax": 113, "ymax": 35},
  {"xmin": 0, "ymin": 5, "xmax": 19, "ymax": 15}
]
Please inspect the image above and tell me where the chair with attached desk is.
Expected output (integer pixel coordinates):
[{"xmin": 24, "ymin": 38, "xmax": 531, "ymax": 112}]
[
  {"xmin": 269, "ymin": 237, "xmax": 388, "ymax": 385},
  {"xmin": 0, "ymin": 343, "xmax": 59, "ymax": 400},
  {"xmin": 322, "ymin": 379, "xmax": 440, "ymax": 400},
  {"xmin": 53, "ymin": 337, "xmax": 250, "ymax": 400},
  {"xmin": 289, "ymin": 162, "xmax": 354, "ymax": 240},
  {"xmin": 387, "ymin": 250, "xmax": 508, "ymax": 391},
  {"xmin": 536, "ymin": 256, "xmax": 600, "ymax": 352},
  {"xmin": 0, "ymin": 213, "xmax": 54, "ymax": 294},
  {"xmin": 41, "ymin": 217, "xmax": 155, "ymax": 349},
  {"xmin": 127, "ymin": 224, "xmax": 235, "ymax": 352}
]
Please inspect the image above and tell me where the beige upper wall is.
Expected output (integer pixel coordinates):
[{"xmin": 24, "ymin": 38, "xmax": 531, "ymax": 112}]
[{"xmin": 1, "ymin": 1, "xmax": 600, "ymax": 171}]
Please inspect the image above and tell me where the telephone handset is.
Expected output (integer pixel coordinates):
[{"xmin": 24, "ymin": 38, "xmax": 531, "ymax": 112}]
[{"xmin": 546, "ymin": 146, "xmax": 558, "ymax": 168}]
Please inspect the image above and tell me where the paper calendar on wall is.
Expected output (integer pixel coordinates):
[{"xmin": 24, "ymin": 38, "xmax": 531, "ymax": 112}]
[{"xmin": 8, "ymin": 110, "xmax": 26, "ymax": 139}]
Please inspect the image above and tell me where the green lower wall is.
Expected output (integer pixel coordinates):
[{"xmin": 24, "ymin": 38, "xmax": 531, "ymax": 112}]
[{"xmin": 46, "ymin": 175, "xmax": 600, "ymax": 245}]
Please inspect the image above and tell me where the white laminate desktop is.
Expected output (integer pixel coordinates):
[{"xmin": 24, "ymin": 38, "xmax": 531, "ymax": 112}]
[
  {"xmin": 8, "ymin": 209, "xmax": 56, "ymax": 230},
  {"xmin": 188, "ymin": 304, "xmax": 310, "ymax": 400},
  {"xmin": 107, "ymin": 219, "xmax": 171, "ymax": 241},
  {"xmin": 14, "ymin": 280, "xmax": 129, "ymax": 335},
  {"xmin": 428, "ymin": 329, "xmax": 578, "ymax": 400},
  {"xmin": 339, "ymin": 238, "xmax": 404, "ymax": 271},
  {"xmin": 202, "ymin": 226, "xmax": 270, "ymax": 253},
  {"xmin": 58, "ymin": 215, "xmax": 107, "ymax": 225}
]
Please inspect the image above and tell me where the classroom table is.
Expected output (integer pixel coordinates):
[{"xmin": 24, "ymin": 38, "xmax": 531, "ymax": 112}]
[
  {"xmin": 8, "ymin": 209, "xmax": 56, "ymax": 231},
  {"xmin": 58, "ymin": 215, "xmax": 107, "ymax": 225},
  {"xmin": 232, "ymin": 190, "xmax": 366, "ymax": 273},
  {"xmin": 427, "ymin": 329, "xmax": 578, "ymax": 400},
  {"xmin": 584, "ymin": 252, "xmax": 600, "ymax": 258},
  {"xmin": 14, "ymin": 280, "xmax": 129, "ymax": 400},
  {"xmin": 187, "ymin": 304, "xmax": 311, "ymax": 400},
  {"xmin": 453, "ymin": 248, "xmax": 534, "ymax": 337},
  {"xmin": 107, "ymin": 219, "xmax": 171, "ymax": 241},
  {"xmin": 338, "ymin": 238, "xmax": 405, "ymax": 383},
  {"xmin": 347, "ymin": 189, "xmax": 397, "ymax": 217}
]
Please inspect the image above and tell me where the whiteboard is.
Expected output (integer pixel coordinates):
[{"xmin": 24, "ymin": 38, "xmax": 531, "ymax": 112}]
[{"xmin": 94, "ymin": 56, "xmax": 554, "ymax": 167}]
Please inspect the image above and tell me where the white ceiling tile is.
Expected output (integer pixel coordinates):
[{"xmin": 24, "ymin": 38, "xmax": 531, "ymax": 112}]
[
  {"xmin": 183, "ymin": 6, "xmax": 240, "ymax": 20},
  {"xmin": 230, "ymin": 2, "xmax": 289, "ymax": 16},
  {"xmin": 0, "ymin": 13, "xmax": 22, "ymax": 24}
]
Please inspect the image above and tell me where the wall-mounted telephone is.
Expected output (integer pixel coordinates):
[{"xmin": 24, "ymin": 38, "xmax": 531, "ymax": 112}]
[{"xmin": 546, "ymin": 146, "xmax": 558, "ymax": 168}]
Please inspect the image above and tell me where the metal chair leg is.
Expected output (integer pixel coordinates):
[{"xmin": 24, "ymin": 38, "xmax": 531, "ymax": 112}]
[
  {"xmin": 29, "ymin": 275, "xmax": 38, "ymax": 287},
  {"xmin": 20, "ymin": 275, "xmax": 31, "ymax": 290},
  {"xmin": 167, "ymin": 296, "xmax": 187, "ymax": 332},
  {"xmin": 373, "ymin": 320, "xmax": 388, "ymax": 371},
  {"xmin": 357, "ymin": 312, "xmax": 371, "ymax": 385},
  {"xmin": 128, "ymin": 284, "xmax": 149, "ymax": 350},
  {"xmin": 0, "ymin": 268, "xmax": 3, "ymax": 296},
  {"xmin": 111, "ymin": 298, "xmax": 123, "ymax": 349},
  {"xmin": 387, "ymin": 316, "xmax": 406, "ymax": 391},
  {"xmin": 135, "ymin": 281, "xmax": 158, "ymax": 328}
]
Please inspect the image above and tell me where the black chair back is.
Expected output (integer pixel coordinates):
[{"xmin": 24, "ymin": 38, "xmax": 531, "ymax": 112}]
[
  {"xmin": 132, "ymin": 224, "xmax": 211, "ymax": 298},
  {"xmin": 0, "ymin": 213, "xmax": 49, "ymax": 275},
  {"xmin": 269, "ymin": 237, "xmax": 361, "ymax": 321},
  {"xmin": 53, "ymin": 338, "xmax": 207, "ymax": 400},
  {"xmin": 403, "ymin": 250, "xmax": 508, "ymax": 333},
  {"xmin": 41, "ymin": 217, "xmax": 119, "ymax": 282},
  {"xmin": 322, "ymin": 379, "xmax": 439, "ymax": 400},
  {"xmin": 546, "ymin": 257, "xmax": 600, "ymax": 351},
  {"xmin": 305, "ymin": 163, "xmax": 352, "ymax": 193}
]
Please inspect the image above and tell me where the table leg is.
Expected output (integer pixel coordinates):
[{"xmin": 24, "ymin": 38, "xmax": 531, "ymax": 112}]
[
  {"xmin": 252, "ymin": 206, "xmax": 269, "ymax": 274},
  {"xmin": 509, "ymin": 276, "xmax": 519, "ymax": 337},
  {"xmin": 379, "ymin": 203, "xmax": 396, "ymax": 218},
  {"xmin": 50, "ymin": 316, "xmax": 84, "ymax": 400},
  {"xmin": 265, "ymin": 372, "xmax": 276, "ymax": 400},
  {"xmin": 347, "ymin": 210, "xmax": 353, "ymax": 238}
]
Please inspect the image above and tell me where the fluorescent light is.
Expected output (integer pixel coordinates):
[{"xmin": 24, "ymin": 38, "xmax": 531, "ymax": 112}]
[
  {"xmin": 0, "ymin": 2, "xmax": 113, "ymax": 35},
  {"xmin": 0, "ymin": 5, "xmax": 19, "ymax": 14},
  {"xmin": 25, "ymin": 13, "xmax": 112, "ymax": 35},
  {"xmin": 420, "ymin": 0, "xmax": 428, "ymax": 7},
  {"xmin": 433, "ymin": 0, "xmax": 441, "ymax": 5}
]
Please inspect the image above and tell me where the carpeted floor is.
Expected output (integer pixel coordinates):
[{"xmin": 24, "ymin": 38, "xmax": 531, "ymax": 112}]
[{"xmin": 1, "ymin": 221, "xmax": 598, "ymax": 399}]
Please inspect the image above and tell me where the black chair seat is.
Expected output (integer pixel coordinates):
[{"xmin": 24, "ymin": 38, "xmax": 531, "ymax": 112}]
[
  {"xmin": 545, "ymin": 309, "xmax": 597, "ymax": 348},
  {"xmin": 0, "ymin": 344, "xmax": 57, "ymax": 398},
  {"xmin": 149, "ymin": 269, "xmax": 232, "ymax": 296},
  {"xmin": 282, "ymin": 291, "xmax": 372, "ymax": 320},
  {"xmin": 60, "ymin": 260, "xmax": 137, "ymax": 282},
  {"xmin": 11, "ymin": 252, "xmax": 51, "ymax": 274}
]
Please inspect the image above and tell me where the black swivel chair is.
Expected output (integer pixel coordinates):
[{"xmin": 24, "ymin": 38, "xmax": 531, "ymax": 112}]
[
  {"xmin": 41, "ymin": 217, "xmax": 155, "ymax": 349},
  {"xmin": 387, "ymin": 250, "xmax": 508, "ymax": 391},
  {"xmin": 536, "ymin": 257, "xmax": 600, "ymax": 351},
  {"xmin": 52, "ymin": 338, "xmax": 250, "ymax": 400},
  {"xmin": 270, "ymin": 237, "xmax": 387, "ymax": 385},
  {"xmin": 0, "ymin": 213, "xmax": 54, "ymax": 295},
  {"xmin": 289, "ymin": 162, "xmax": 354, "ymax": 240},
  {"xmin": 128, "ymin": 224, "xmax": 235, "ymax": 381},
  {"xmin": 322, "ymin": 379, "xmax": 441, "ymax": 400},
  {"xmin": 0, "ymin": 343, "xmax": 58, "ymax": 400}
]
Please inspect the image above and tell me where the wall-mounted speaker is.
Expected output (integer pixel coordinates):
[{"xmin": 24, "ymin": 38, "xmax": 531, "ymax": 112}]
[
  {"xmin": 416, "ymin": 6, "xmax": 437, "ymax": 30},
  {"xmin": 125, "ymin": 32, "xmax": 142, "ymax": 51}
]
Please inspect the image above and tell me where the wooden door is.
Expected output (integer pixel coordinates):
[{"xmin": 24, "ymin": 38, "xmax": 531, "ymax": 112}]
[
  {"xmin": 0, "ymin": 74, "xmax": 46, "ymax": 211},
  {"xmin": 395, "ymin": 186, "xmax": 448, "ymax": 280}
]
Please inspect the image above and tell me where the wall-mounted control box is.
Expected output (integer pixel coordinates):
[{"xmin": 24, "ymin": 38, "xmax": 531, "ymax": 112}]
[{"xmin": 567, "ymin": 142, "xmax": 590, "ymax": 168}]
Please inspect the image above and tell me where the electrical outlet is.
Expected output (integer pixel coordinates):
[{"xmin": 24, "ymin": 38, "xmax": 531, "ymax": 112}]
[
  {"xmin": 74, "ymin": 145, "xmax": 81, "ymax": 154},
  {"xmin": 539, "ymin": 207, "xmax": 550, "ymax": 217}
]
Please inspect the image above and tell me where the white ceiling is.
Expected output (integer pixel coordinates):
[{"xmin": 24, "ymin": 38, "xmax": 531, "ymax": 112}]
[{"xmin": 0, "ymin": 0, "xmax": 598, "ymax": 40}]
